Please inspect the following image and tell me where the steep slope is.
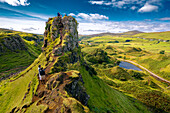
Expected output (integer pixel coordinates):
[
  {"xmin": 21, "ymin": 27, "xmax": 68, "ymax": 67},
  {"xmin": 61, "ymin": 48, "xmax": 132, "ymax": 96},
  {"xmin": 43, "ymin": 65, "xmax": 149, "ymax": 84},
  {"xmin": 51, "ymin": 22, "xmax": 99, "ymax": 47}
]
[
  {"xmin": 0, "ymin": 29, "xmax": 43, "ymax": 80},
  {"xmin": 0, "ymin": 16, "xmax": 151, "ymax": 113}
]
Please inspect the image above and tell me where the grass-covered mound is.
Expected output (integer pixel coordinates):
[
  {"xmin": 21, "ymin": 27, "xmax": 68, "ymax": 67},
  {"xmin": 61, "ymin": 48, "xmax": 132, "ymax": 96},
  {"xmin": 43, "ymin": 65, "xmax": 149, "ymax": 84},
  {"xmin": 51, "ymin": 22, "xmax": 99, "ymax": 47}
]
[{"xmin": 82, "ymin": 47, "xmax": 119, "ymax": 68}]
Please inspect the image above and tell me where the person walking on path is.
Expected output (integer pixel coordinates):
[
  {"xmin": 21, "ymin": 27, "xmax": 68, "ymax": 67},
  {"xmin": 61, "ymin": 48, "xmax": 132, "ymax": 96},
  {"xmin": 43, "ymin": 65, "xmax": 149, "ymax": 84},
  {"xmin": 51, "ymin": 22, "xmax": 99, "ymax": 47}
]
[
  {"xmin": 38, "ymin": 65, "xmax": 46, "ymax": 84},
  {"xmin": 57, "ymin": 12, "xmax": 62, "ymax": 18}
]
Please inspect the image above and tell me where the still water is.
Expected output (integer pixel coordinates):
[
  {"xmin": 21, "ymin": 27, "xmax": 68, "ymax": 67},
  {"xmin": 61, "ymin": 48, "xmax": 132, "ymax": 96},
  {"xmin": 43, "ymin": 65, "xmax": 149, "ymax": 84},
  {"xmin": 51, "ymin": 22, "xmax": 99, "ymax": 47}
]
[{"xmin": 119, "ymin": 61, "xmax": 142, "ymax": 71}]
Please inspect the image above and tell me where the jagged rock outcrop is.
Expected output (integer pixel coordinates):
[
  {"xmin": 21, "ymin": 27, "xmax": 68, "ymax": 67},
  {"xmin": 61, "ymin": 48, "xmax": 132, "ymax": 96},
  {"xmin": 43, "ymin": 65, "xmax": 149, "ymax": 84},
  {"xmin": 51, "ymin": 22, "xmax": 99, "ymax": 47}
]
[
  {"xmin": 1, "ymin": 34, "xmax": 26, "ymax": 52},
  {"xmin": 29, "ymin": 16, "xmax": 90, "ymax": 112},
  {"xmin": 0, "ymin": 33, "xmax": 41, "ymax": 53},
  {"xmin": 44, "ymin": 16, "xmax": 78, "ymax": 54},
  {"xmin": 65, "ymin": 73, "xmax": 90, "ymax": 106},
  {"xmin": 34, "ymin": 71, "xmax": 89, "ymax": 112},
  {"xmin": 44, "ymin": 16, "xmax": 80, "ymax": 71}
]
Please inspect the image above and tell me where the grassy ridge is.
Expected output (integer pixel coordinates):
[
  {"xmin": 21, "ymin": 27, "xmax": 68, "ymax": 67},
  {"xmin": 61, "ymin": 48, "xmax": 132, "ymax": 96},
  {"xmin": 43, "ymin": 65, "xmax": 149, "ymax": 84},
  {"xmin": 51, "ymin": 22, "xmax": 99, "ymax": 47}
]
[
  {"xmin": 0, "ymin": 29, "xmax": 43, "ymax": 79},
  {"xmin": 133, "ymin": 31, "xmax": 170, "ymax": 40}
]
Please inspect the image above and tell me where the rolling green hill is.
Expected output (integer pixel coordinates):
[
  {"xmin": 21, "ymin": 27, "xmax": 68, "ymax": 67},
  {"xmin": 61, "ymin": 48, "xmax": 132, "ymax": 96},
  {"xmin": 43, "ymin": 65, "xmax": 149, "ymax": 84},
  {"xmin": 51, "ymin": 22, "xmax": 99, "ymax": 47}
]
[
  {"xmin": 0, "ymin": 16, "xmax": 155, "ymax": 113},
  {"xmin": 133, "ymin": 31, "xmax": 170, "ymax": 41},
  {"xmin": 80, "ymin": 30, "xmax": 170, "ymax": 112},
  {"xmin": 79, "ymin": 30, "xmax": 143, "ymax": 41},
  {"xmin": 0, "ymin": 28, "xmax": 43, "ymax": 80}
]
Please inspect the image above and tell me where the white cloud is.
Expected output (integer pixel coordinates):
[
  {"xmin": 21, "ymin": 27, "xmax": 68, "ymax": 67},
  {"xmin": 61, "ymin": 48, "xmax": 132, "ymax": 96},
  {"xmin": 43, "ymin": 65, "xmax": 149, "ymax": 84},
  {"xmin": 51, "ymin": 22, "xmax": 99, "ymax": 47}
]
[
  {"xmin": 131, "ymin": 6, "xmax": 137, "ymax": 10},
  {"xmin": 0, "ymin": 17, "xmax": 45, "ymax": 34},
  {"xmin": 69, "ymin": 13, "xmax": 109, "ymax": 21},
  {"xmin": 68, "ymin": 13, "xmax": 76, "ymax": 17},
  {"xmin": 88, "ymin": 0, "xmax": 162, "ymax": 12},
  {"xmin": 159, "ymin": 17, "xmax": 170, "ymax": 21},
  {"xmin": 89, "ymin": 1, "xmax": 105, "ymax": 5},
  {"xmin": 138, "ymin": 3, "xmax": 158, "ymax": 12},
  {"xmin": 0, "ymin": 17, "xmax": 169, "ymax": 35},
  {"xmin": 78, "ymin": 21, "xmax": 170, "ymax": 35},
  {"xmin": 0, "ymin": 0, "xmax": 30, "ymax": 6}
]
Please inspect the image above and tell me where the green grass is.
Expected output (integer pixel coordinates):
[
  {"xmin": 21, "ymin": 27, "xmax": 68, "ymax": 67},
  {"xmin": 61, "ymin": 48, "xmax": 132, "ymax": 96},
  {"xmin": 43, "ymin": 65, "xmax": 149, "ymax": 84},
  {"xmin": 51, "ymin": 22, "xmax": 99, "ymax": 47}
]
[
  {"xmin": 80, "ymin": 65, "xmax": 151, "ymax": 113},
  {"xmin": 92, "ymin": 65, "xmax": 170, "ymax": 112},
  {"xmin": 81, "ymin": 32, "xmax": 170, "ymax": 81},
  {"xmin": 82, "ymin": 35, "xmax": 170, "ymax": 54},
  {"xmin": 80, "ymin": 31, "xmax": 170, "ymax": 112},
  {"xmin": 0, "ymin": 29, "xmax": 43, "ymax": 79},
  {"xmin": 0, "ymin": 53, "xmax": 47, "ymax": 113},
  {"xmin": 133, "ymin": 31, "xmax": 170, "ymax": 40},
  {"xmin": 137, "ymin": 54, "xmax": 170, "ymax": 80}
]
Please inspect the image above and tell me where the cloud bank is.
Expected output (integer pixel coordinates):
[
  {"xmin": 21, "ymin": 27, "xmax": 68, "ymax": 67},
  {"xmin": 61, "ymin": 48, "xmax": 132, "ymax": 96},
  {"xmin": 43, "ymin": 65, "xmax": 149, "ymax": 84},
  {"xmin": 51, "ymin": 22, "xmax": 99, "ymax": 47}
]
[
  {"xmin": 0, "ymin": 17, "xmax": 45, "ymax": 34},
  {"xmin": 159, "ymin": 17, "xmax": 170, "ymax": 21},
  {"xmin": 88, "ymin": 0, "xmax": 162, "ymax": 12},
  {"xmin": 69, "ymin": 13, "xmax": 109, "ymax": 21},
  {"xmin": 0, "ymin": 11, "xmax": 169, "ymax": 35},
  {"xmin": 138, "ymin": 3, "xmax": 158, "ymax": 12},
  {"xmin": 0, "ymin": 0, "xmax": 30, "ymax": 6},
  {"xmin": 78, "ymin": 21, "xmax": 170, "ymax": 35}
]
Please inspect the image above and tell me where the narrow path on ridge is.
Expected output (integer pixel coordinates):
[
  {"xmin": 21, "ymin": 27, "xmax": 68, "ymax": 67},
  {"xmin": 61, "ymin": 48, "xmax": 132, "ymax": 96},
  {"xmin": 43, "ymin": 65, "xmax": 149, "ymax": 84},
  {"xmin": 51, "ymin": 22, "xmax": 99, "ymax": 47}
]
[
  {"xmin": 30, "ymin": 28, "xmax": 75, "ymax": 112},
  {"xmin": 123, "ymin": 60, "xmax": 170, "ymax": 85},
  {"xmin": 32, "ymin": 27, "xmax": 65, "ymax": 104}
]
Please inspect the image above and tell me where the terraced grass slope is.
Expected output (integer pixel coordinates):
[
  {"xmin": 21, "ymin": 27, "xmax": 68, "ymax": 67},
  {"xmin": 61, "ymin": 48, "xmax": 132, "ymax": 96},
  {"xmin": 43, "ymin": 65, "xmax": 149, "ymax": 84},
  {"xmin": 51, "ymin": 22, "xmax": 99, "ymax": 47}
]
[
  {"xmin": 0, "ymin": 28, "xmax": 43, "ymax": 79},
  {"xmin": 0, "ymin": 16, "xmax": 152, "ymax": 113}
]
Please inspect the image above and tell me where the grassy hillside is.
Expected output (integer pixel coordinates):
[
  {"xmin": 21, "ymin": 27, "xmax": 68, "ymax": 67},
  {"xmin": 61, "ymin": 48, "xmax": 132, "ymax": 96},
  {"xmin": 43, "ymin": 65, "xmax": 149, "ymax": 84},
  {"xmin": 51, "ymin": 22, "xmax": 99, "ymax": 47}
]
[
  {"xmin": 80, "ymin": 31, "xmax": 170, "ymax": 80},
  {"xmin": 80, "ymin": 31, "xmax": 170, "ymax": 112},
  {"xmin": 0, "ymin": 28, "xmax": 43, "ymax": 79},
  {"xmin": 133, "ymin": 31, "xmax": 170, "ymax": 40},
  {"xmin": 79, "ymin": 30, "xmax": 143, "ymax": 41},
  {"xmin": 80, "ymin": 66, "xmax": 151, "ymax": 113},
  {"xmin": 0, "ymin": 17, "xmax": 155, "ymax": 113}
]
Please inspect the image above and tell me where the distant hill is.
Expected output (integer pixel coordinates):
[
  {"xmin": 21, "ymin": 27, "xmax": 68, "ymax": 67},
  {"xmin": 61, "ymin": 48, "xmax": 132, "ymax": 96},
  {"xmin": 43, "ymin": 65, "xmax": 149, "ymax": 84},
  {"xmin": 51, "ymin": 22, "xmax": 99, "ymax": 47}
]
[
  {"xmin": 133, "ymin": 31, "xmax": 170, "ymax": 41},
  {"xmin": 79, "ymin": 30, "xmax": 143, "ymax": 41},
  {"xmin": 0, "ymin": 28, "xmax": 43, "ymax": 80}
]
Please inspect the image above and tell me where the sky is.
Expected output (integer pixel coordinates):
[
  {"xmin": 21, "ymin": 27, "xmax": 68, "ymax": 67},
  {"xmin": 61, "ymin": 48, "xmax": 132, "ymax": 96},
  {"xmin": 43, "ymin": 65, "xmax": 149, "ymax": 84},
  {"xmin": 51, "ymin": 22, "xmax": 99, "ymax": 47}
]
[{"xmin": 0, "ymin": 0, "xmax": 170, "ymax": 35}]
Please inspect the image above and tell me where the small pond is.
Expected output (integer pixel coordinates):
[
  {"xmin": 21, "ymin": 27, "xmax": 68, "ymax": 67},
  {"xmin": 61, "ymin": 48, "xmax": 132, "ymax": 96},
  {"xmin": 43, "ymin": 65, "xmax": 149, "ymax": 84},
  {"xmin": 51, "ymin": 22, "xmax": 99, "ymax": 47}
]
[{"xmin": 119, "ymin": 61, "xmax": 142, "ymax": 71}]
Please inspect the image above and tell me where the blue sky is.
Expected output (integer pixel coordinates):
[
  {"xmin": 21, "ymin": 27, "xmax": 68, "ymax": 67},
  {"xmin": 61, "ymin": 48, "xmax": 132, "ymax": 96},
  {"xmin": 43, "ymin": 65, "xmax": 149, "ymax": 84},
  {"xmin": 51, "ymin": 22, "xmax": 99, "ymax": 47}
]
[{"xmin": 0, "ymin": 0, "xmax": 170, "ymax": 34}]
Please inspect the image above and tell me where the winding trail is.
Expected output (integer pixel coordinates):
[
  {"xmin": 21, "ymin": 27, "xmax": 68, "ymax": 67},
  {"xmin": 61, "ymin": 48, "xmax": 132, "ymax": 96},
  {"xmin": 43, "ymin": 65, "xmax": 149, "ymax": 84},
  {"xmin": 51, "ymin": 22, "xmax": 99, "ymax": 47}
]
[
  {"xmin": 123, "ymin": 60, "xmax": 170, "ymax": 85},
  {"xmin": 32, "ymin": 26, "xmax": 65, "ymax": 105}
]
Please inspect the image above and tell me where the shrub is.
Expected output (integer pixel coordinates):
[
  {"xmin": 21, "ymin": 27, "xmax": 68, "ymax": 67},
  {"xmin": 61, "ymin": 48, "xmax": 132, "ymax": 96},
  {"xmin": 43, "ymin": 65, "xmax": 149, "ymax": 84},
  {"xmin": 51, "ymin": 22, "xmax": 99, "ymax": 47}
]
[{"xmin": 159, "ymin": 50, "xmax": 165, "ymax": 54}]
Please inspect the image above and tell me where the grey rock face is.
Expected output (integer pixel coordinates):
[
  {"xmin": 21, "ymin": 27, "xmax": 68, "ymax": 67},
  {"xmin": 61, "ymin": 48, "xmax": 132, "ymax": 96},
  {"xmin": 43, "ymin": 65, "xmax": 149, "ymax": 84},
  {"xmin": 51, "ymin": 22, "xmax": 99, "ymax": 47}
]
[
  {"xmin": 53, "ymin": 47, "xmax": 62, "ymax": 56},
  {"xmin": 65, "ymin": 74, "xmax": 90, "ymax": 106},
  {"xmin": 2, "ymin": 35, "xmax": 26, "ymax": 51},
  {"xmin": 45, "ymin": 16, "xmax": 79, "ymax": 58}
]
